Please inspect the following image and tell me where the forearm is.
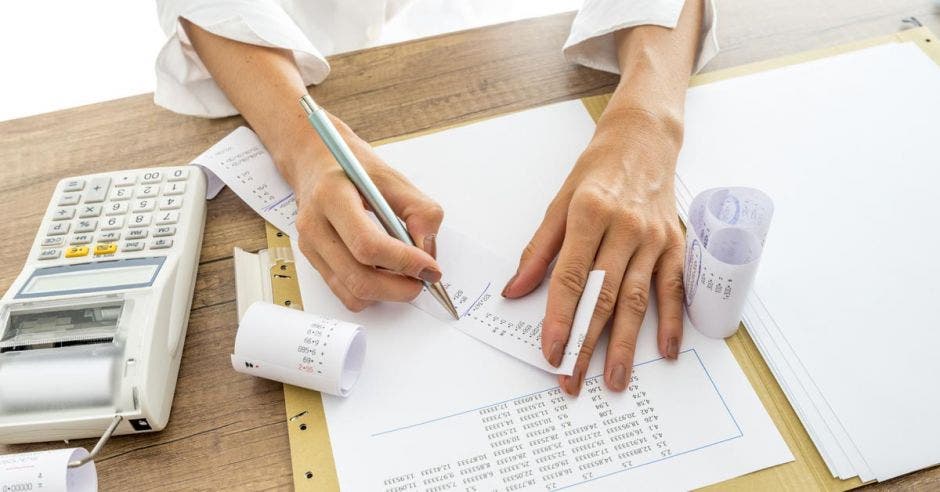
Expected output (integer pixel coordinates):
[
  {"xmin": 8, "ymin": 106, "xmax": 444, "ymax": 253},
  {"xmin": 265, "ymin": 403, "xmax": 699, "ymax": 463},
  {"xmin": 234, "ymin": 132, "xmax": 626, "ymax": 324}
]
[
  {"xmin": 181, "ymin": 20, "xmax": 330, "ymax": 186},
  {"xmin": 596, "ymin": 0, "xmax": 704, "ymax": 151}
]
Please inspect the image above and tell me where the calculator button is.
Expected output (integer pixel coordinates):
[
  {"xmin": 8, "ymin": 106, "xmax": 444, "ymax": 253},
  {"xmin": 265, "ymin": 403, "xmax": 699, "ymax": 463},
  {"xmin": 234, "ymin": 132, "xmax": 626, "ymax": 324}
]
[
  {"xmin": 164, "ymin": 182, "xmax": 186, "ymax": 196},
  {"xmin": 132, "ymin": 199, "xmax": 155, "ymax": 212},
  {"xmin": 114, "ymin": 174, "xmax": 137, "ymax": 187},
  {"xmin": 150, "ymin": 238, "xmax": 173, "ymax": 249},
  {"xmin": 158, "ymin": 197, "xmax": 182, "ymax": 210},
  {"xmin": 63, "ymin": 179, "xmax": 85, "ymax": 192},
  {"xmin": 168, "ymin": 168, "xmax": 189, "ymax": 181},
  {"xmin": 70, "ymin": 234, "xmax": 92, "ymax": 245},
  {"xmin": 65, "ymin": 246, "xmax": 89, "ymax": 258},
  {"xmin": 58, "ymin": 193, "xmax": 80, "ymax": 206},
  {"xmin": 52, "ymin": 207, "xmax": 75, "ymax": 220},
  {"xmin": 94, "ymin": 243, "xmax": 118, "ymax": 256},
  {"xmin": 102, "ymin": 216, "xmax": 124, "ymax": 230},
  {"xmin": 153, "ymin": 225, "xmax": 176, "ymax": 237},
  {"xmin": 41, "ymin": 236, "xmax": 65, "ymax": 247},
  {"xmin": 79, "ymin": 204, "xmax": 102, "ymax": 218},
  {"xmin": 141, "ymin": 171, "xmax": 163, "ymax": 184},
  {"xmin": 106, "ymin": 202, "xmax": 129, "ymax": 216},
  {"xmin": 123, "ymin": 241, "xmax": 145, "ymax": 252},
  {"xmin": 155, "ymin": 211, "xmax": 179, "ymax": 225},
  {"xmin": 38, "ymin": 248, "xmax": 61, "ymax": 260},
  {"xmin": 109, "ymin": 187, "xmax": 133, "ymax": 200},
  {"xmin": 74, "ymin": 219, "xmax": 98, "ymax": 233},
  {"xmin": 129, "ymin": 214, "xmax": 151, "ymax": 228},
  {"xmin": 126, "ymin": 229, "xmax": 148, "ymax": 240},
  {"xmin": 47, "ymin": 222, "xmax": 70, "ymax": 236},
  {"xmin": 97, "ymin": 231, "xmax": 121, "ymax": 242},
  {"xmin": 84, "ymin": 177, "xmax": 111, "ymax": 203},
  {"xmin": 137, "ymin": 185, "xmax": 159, "ymax": 198}
]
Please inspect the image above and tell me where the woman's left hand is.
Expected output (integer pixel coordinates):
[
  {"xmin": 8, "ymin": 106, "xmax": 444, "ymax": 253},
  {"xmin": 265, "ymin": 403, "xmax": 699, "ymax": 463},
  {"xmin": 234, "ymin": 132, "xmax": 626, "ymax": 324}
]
[{"xmin": 501, "ymin": 107, "xmax": 687, "ymax": 396}]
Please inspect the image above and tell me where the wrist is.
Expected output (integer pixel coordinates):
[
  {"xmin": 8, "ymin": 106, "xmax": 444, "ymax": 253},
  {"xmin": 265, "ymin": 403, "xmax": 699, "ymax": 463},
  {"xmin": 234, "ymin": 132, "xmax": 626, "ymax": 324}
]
[
  {"xmin": 594, "ymin": 104, "xmax": 684, "ymax": 158},
  {"xmin": 269, "ymin": 114, "xmax": 338, "ymax": 190}
]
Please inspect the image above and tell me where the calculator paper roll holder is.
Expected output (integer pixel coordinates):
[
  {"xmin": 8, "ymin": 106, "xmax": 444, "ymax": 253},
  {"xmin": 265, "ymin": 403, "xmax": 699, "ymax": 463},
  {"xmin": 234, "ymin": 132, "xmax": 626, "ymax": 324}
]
[{"xmin": 0, "ymin": 170, "xmax": 207, "ymax": 444}]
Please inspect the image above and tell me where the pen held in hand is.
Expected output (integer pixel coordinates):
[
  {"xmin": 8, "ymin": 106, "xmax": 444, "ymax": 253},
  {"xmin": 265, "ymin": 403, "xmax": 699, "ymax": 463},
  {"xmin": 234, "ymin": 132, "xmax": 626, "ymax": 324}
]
[{"xmin": 299, "ymin": 95, "xmax": 460, "ymax": 319}]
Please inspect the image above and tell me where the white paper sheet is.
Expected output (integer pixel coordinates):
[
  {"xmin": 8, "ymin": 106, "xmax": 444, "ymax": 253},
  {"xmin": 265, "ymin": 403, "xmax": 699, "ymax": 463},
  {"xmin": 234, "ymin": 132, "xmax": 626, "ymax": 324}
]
[
  {"xmin": 288, "ymin": 101, "xmax": 792, "ymax": 489},
  {"xmin": 683, "ymin": 187, "xmax": 773, "ymax": 338},
  {"xmin": 231, "ymin": 301, "xmax": 366, "ymax": 397},
  {"xmin": 675, "ymin": 41, "xmax": 940, "ymax": 480},
  {"xmin": 0, "ymin": 448, "xmax": 96, "ymax": 492},
  {"xmin": 295, "ymin": 242, "xmax": 792, "ymax": 490}
]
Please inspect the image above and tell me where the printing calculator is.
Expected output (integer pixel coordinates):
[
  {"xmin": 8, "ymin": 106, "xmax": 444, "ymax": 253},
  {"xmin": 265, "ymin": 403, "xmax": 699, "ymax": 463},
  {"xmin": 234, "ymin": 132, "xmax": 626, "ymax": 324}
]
[{"xmin": 0, "ymin": 166, "xmax": 206, "ymax": 443}]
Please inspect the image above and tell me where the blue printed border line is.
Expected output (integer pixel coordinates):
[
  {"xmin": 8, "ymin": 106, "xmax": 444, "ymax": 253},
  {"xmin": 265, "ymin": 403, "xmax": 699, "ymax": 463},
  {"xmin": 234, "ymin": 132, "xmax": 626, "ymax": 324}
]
[
  {"xmin": 370, "ymin": 348, "xmax": 744, "ymax": 488},
  {"xmin": 557, "ymin": 348, "xmax": 744, "ymax": 490}
]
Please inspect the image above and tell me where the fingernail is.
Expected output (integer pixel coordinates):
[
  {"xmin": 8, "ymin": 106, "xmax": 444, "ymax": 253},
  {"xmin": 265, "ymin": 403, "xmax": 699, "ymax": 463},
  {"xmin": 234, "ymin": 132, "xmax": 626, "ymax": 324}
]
[
  {"xmin": 611, "ymin": 364, "xmax": 627, "ymax": 391},
  {"xmin": 423, "ymin": 233, "xmax": 437, "ymax": 258},
  {"xmin": 667, "ymin": 337, "xmax": 679, "ymax": 359},
  {"xmin": 501, "ymin": 272, "xmax": 519, "ymax": 297},
  {"xmin": 548, "ymin": 340, "xmax": 564, "ymax": 367},
  {"xmin": 567, "ymin": 367, "xmax": 585, "ymax": 396},
  {"xmin": 419, "ymin": 267, "xmax": 442, "ymax": 283}
]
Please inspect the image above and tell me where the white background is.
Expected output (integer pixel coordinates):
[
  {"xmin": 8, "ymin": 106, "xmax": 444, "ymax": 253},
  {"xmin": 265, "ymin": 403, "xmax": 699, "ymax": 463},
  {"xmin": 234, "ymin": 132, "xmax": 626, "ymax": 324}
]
[{"xmin": 0, "ymin": 0, "xmax": 580, "ymax": 122}]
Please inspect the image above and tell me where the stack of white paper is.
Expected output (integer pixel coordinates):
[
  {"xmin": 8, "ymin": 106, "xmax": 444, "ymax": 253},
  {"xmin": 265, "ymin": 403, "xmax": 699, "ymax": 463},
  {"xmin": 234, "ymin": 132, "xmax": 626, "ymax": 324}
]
[{"xmin": 674, "ymin": 42, "xmax": 940, "ymax": 481}]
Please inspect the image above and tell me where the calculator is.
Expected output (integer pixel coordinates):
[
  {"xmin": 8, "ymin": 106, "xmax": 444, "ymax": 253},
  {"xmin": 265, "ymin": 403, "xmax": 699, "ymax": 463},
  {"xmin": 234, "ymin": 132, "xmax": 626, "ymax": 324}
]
[{"xmin": 0, "ymin": 166, "xmax": 206, "ymax": 443}]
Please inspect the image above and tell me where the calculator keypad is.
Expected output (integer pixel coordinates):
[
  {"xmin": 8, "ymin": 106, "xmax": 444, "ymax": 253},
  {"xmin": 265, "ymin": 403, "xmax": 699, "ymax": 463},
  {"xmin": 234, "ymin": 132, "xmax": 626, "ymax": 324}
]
[{"xmin": 39, "ymin": 168, "xmax": 191, "ymax": 260}]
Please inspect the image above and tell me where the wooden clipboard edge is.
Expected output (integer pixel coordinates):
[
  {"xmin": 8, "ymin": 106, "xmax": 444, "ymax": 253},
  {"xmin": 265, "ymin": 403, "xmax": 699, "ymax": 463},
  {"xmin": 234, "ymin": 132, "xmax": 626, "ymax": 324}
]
[
  {"xmin": 583, "ymin": 27, "xmax": 939, "ymax": 492},
  {"xmin": 265, "ymin": 223, "xmax": 340, "ymax": 492},
  {"xmin": 272, "ymin": 27, "xmax": 938, "ymax": 491}
]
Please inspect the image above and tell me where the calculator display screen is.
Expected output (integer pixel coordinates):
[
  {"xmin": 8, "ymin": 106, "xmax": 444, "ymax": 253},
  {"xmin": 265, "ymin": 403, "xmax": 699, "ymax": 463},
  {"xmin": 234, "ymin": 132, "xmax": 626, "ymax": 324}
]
[{"xmin": 16, "ymin": 257, "xmax": 165, "ymax": 299}]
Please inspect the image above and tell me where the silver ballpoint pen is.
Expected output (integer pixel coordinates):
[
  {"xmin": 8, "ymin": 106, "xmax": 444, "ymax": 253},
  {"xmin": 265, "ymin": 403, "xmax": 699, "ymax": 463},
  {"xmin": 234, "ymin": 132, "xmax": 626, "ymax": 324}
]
[{"xmin": 300, "ymin": 95, "xmax": 460, "ymax": 320}]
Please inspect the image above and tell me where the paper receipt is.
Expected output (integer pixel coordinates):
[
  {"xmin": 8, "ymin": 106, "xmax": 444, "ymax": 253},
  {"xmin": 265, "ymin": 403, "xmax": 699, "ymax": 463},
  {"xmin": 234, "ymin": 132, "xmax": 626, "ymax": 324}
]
[
  {"xmin": 683, "ymin": 187, "xmax": 773, "ymax": 338},
  {"xmin": 0, "ymin": 448, "xmax": 96, "ymax": 492},
  {"xmin": 232, "ymin": 302, "xmax": 366, "ymax": 397}
]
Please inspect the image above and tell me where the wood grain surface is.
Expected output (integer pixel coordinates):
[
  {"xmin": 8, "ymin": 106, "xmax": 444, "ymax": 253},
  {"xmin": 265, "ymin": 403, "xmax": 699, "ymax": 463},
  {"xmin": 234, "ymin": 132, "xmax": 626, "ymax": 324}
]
[{"xmin": 1, "ymin": 1, "xmax": 938, "ymax": 490}]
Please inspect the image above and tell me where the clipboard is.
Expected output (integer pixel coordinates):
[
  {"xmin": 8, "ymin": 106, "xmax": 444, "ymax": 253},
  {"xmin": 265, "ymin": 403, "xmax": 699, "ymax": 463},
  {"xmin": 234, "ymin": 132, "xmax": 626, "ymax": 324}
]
[{"xmin": 259, "ymin": 27, "xmax": 940, "ymax": 491}]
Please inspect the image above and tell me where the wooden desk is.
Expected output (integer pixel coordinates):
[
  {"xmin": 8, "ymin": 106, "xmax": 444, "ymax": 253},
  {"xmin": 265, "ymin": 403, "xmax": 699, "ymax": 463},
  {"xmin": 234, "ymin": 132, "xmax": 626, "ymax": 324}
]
[{"xmin": 1, "ymin": 1, "xmax": 938, "ymax": 489}]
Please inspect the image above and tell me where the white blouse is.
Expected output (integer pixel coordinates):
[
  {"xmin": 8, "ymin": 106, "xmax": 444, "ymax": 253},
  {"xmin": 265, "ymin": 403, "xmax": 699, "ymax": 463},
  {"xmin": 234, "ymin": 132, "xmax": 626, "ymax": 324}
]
[{"xmin": 154, "ymin": 0, "xmax": 718, "ymax": 117}]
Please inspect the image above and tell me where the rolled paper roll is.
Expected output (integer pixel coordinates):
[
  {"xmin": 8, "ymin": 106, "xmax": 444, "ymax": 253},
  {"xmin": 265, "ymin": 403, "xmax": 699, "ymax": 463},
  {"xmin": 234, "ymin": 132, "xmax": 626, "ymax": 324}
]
[
  {"xmin": 231, "ymin": 302, "xmax": 366, "ymax": 397},
  {"xmin": 683, "ymin": 187, "xmax": 773, "ymax": 338}
]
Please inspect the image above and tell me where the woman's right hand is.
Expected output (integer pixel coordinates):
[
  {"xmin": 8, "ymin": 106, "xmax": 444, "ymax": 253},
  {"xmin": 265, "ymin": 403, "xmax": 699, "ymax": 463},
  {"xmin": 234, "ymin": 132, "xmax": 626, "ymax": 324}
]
[{"xmin": 282, "ymin": 113, "xmax": 445, "ymax": 312}]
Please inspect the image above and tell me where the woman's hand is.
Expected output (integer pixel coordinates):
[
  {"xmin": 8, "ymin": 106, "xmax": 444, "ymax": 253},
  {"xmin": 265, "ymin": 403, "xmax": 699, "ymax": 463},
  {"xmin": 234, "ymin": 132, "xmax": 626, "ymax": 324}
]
[
  {"xmin": 284, "ymin": 114, "xmax": 445, "ymax": 312},
  {"xmin": 502, "ymin": 107, "xmax": 686, "ymax": 395},
  {"xmin": 181, "ymin": 21, "xmax": 445, "ymax": 312},
  {"xmin": 503, "ymin": 0, "xmax": 703, "ymax": 396}
]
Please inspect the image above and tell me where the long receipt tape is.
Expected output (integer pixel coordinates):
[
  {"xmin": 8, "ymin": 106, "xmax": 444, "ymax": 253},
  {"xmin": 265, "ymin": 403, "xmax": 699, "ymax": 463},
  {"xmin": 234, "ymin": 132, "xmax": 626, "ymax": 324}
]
[
  {"xmin": 193, "ymin": 129, "xmax": 770, "ymax": 392},
  {"xmin": 193, "ymin": 128, "xmax": 608, "ymax": 380}
]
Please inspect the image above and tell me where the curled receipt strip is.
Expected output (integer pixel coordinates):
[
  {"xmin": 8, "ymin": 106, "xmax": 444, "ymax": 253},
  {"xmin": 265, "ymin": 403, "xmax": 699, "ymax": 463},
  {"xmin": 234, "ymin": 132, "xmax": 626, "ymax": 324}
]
[
  {"xmin": 683, "ymin": 187, "xmax": 774, "ymax": 338},
  {"xmin": 232, "ymin": 302, "xmax": 366, "ymax": 397},
  {"xmin": 0, "ymin": 416, "xmax": 122, "ymax": 491},
  {"xmin": 1, "ymin": 448, "xmax": 96, "ymax": 491},
  {"xmin": 195, "ymin": 127, "xmax": 602, "ymax": 376}
]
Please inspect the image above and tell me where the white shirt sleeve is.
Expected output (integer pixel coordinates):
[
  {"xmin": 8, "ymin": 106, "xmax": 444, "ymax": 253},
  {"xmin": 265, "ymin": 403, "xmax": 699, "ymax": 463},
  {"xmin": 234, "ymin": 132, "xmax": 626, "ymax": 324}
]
[
  {"xmin": 564, "ymin": 0, "xmax": 719, "ymax": 75},
  {"xmin": 154, "ymin": 0, "xmax": 331, "ymax": 118}
]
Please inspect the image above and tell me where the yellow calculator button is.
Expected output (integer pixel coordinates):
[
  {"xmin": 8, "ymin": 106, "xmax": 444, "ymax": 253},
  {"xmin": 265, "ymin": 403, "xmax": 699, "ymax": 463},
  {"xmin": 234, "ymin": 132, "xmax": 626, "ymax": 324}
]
[
  {"xmin": 65, "ymin": 245, "xmax": 89, "ymax": 258},
  {"xmin": 94, "ymin": 243, "xmax": 118, "ymax": 256}
]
